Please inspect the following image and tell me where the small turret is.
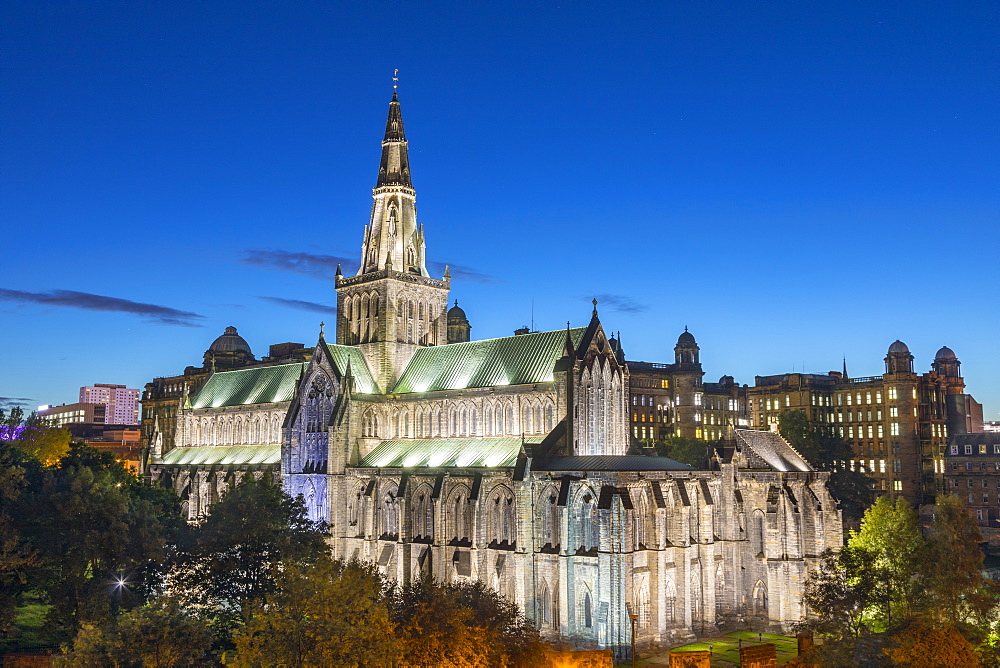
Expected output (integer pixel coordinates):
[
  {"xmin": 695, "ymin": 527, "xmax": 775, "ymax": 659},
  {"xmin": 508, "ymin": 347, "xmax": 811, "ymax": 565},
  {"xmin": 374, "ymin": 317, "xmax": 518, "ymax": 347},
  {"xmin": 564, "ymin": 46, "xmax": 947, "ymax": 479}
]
[
  {"xmin": 885, "ymin": 340, "xmax": 914, "ymax": 375},
  {"xmin": 447, "ymin": 300, "xmax": 471, "ymax": 343},
  {"xmin": 674, "ymin": 327, "xmax": 700, "ymax": 365}
]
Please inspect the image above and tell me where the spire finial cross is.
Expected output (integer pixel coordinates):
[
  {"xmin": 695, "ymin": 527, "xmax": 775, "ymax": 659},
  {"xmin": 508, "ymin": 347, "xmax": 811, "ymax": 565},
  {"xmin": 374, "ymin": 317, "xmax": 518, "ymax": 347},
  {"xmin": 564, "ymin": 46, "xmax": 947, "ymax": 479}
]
[
  {"xmin": 320, "ymin": 321, "xmax": 326, "ymax": 336},
  {"xmin": 392, "ymin": 68, "xmax": 399, "ymax": 93}
]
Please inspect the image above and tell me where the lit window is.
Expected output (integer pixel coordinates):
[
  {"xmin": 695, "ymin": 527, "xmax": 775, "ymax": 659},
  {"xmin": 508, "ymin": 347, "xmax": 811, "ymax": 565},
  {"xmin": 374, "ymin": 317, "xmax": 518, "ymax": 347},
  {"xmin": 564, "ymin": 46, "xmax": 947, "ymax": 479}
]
[
  {"xmin": 880, "ymin": 460, "xmax": 886, "ymax": 473},
  {"xmin": 893, "ymin": 480, "xmax": 902, "ymax": 491},
  {"xmin": 981, "ymin": 445, "xmax": 988, "ymax": 454},
  {"xmin": 889, "ymin": 387, "xmax": 898, "ymax": 400},
  {"xmin": 891, "ymin": 423, "xmax": 899, "ymax": 436}
]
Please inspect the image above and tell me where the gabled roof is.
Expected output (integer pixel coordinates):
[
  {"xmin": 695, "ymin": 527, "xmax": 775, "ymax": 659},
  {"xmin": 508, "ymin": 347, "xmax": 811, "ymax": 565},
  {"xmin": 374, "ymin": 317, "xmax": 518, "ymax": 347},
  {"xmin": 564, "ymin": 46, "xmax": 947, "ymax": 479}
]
[
  {"xmin": 392, "ymin": 328, "xmax": 586, "ymax": 394},
  {"xmin": 358, "ymin": 437, "xmax": 543, "ymax": 468},
  {"xmin": 734, "ymin": 429, "xmax": 812, "ymax": 472},
  {"xmin": 160, "ymin": 444, "xmax": 280, "ymax": 466},
  {"xmin": 322, "ymin": 341, "xmax": 378, "ymax": 394},
  {"xmin": 191, "ymin": 363, "xmax": 306, "ymax": 409}
]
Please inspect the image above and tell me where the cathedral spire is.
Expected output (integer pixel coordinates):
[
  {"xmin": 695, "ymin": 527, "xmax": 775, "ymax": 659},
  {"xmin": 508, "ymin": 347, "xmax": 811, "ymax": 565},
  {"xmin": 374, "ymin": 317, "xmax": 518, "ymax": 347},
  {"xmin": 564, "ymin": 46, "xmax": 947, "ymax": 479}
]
[
  {"xmin": 376, "ymin": 88, "xmax": 412, "ymax": 188},
  {"xmin": 357, "ymin": 90, "xmax": 427, "ymax": 277}
]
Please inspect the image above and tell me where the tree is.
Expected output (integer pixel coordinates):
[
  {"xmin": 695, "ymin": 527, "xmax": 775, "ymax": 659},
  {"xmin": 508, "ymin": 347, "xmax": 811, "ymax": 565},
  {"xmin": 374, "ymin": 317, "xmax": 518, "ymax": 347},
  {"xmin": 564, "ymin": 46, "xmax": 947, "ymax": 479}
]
[
  {"xmin": 164, "ymin": 475, "xmax": 328, "ymax": 650},
  {"xmin": 884, "ymin": 621, "xmax": 982, "ymax": 668},
  {"xmin": 388, "ymin": 577, "xmax": 545, "ymax": 668},
  {"xmin": 923, "ymin": 494, "xmax": 992, "ymax": 631},
  {"xmin": 653, "ymin": 436, "xmax": 711, "ymax": 468},
  {"xmin": 849, "ymin": 495, "xmax": 925, "ymax": 621},
  {"xmin": 227, "ymin": 555, "xmax": 398, "ymax": 667},
  {"xmin": 23, "ymin": 444, "xmax": 179, "ymax": 634},
  {"xmin": 801, "ymin": 546, "xmax": 887, "ymax": 641},
  {"xmin": 449, "ymin": 580, "xmax": 545, "ymax": 667},
  {"xmin": 56, "ymin": 598, "xmax": 212, "ymax": 668},
  {"xmin": 0, "ymin": 410, "xmax": 42, "ymax": 641},
  {"xmin": 391, "ymin": 576, "xmax": 493, "ymax": 667}
]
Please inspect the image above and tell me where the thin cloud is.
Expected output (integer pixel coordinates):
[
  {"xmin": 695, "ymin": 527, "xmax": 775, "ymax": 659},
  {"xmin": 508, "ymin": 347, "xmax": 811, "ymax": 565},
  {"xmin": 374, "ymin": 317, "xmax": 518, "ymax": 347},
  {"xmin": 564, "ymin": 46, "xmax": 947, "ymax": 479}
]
[
  {"xmin": 0, "ymin": 397, "xmax": 34, "ymax": 409},
  {"xmin": 591, "ymin": 294, "xmax": 648, "ymax": 314},
  {"xmin": 0, "ymin": 288, "xmax": 204, "ymax": 326},
  {"xmin": 241, "ymin": 250, "xmax": 354, "ymax": 279},
  {"xmin": 428, "ymin": 261, "xmax": 494, "ymax": 284},
  {"xmin": 258, "ymin": 296, "xmax": 338, "ymax": 314},
  {"xmin": 242, "ymin": 249, "xmax": 494, "ymax": 284}
]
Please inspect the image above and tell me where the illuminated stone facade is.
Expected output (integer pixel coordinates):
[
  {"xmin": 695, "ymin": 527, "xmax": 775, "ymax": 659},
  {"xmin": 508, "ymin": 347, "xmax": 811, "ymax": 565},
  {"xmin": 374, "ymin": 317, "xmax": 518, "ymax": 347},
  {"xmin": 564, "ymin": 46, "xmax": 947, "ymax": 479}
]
[{"xmin": 141, "ymin": 92, "xmax": 842, "ymax": 654}]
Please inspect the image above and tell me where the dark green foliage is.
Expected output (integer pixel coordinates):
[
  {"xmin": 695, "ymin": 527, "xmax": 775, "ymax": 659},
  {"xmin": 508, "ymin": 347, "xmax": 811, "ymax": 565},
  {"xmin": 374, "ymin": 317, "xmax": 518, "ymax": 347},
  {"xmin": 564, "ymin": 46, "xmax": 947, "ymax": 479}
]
[
  {"xmin": 653, "ymin": 436, "xmax": 712, "ymax": 468},
  {"xmin": 164, "ymin": 474, "xmax": 328, "ymax": 653},
  {"xmin": 23, "ymin": 444, "xmax": 181, "ymax": 634},
  {"xmin": 0, "ymin": 442, "xmax": 183, "ymax": 652},
  {"xmin": 55, "ymin": 598, "xmax": 212, "ymax": 668}
]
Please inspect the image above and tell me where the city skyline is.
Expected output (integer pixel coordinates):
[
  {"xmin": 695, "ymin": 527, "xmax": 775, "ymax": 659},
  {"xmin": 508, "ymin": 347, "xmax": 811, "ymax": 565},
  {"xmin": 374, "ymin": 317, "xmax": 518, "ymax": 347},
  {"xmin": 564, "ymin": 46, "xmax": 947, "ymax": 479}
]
[{"xmin": 2, "ymin": 3, "xmax": 998, "ymax": 418}]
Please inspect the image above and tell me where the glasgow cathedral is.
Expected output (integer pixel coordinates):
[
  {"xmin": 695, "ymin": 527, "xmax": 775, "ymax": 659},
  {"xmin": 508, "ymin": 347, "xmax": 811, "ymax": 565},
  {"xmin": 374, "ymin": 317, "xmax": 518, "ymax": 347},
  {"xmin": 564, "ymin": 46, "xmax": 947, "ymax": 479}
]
[{"xmin": 140, "ymin": 91, "xmax": 843, "ymax": 651}]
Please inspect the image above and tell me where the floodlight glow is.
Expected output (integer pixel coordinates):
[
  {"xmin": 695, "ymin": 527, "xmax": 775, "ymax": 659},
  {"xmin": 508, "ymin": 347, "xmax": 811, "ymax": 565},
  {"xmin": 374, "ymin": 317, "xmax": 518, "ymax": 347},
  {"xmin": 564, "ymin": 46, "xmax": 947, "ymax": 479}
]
[
  {"xmin": 456, "ymin": 450, "xmax": 479, "ymax": 467},
  {"xmin": 485, "ymin": 452, "xmax": 506, "ymax": 467},
  {"xmin": 403, "ymin": 452, "xmax": 424, "ymax": 467}
]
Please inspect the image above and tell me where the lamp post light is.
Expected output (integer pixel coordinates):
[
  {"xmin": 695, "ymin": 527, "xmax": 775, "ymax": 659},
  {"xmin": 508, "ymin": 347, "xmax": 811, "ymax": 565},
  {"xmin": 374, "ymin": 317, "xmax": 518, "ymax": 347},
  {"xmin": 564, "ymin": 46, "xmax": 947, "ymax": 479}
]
[{"xmin": 629, "ymin": 612, "xmax": 638, "ymax": 667}]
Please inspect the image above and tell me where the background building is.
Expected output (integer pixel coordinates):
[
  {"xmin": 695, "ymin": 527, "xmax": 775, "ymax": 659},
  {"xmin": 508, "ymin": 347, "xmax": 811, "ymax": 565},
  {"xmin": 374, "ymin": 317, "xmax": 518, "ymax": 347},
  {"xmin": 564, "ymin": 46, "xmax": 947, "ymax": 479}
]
[
  {"xmin": 748, "ymin": 343, "xmax": 981, "ymax": 505},
  {"xmin": 627, "ymin": 330, "xmax": 749, "ymax": 442},
  {"xmin": 38, "ymin": 402, "xmax": 107, "ymax": 427},
  {"xmin": 79, "ymin": 383, "xmax": 140, "ymax": 425},
  {"xmin": 944, "ymin": 432, "xmax": 1000, "ymax": 546}
]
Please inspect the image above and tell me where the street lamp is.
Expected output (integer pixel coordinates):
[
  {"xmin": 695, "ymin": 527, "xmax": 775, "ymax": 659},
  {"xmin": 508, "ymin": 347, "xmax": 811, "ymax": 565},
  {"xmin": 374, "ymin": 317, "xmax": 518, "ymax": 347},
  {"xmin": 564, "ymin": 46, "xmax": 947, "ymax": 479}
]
[{"xmin": 626, "ymin": 602, "xmax": 638, "ymax": 667}]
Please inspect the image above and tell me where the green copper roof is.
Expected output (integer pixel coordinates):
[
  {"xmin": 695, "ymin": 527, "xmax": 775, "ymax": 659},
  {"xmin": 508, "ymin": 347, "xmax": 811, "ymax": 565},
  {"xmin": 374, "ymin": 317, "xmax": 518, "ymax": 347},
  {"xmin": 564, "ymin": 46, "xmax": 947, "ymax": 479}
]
[
  {"xmin": 392, "ymin": 328, "xmax": 585, "ymax": 394},
  {"xmin": 191, "ymin": 363, "xmax": 306, "ymax": 409},
  {"xmin": 358, "ymin": 438, "xmax": 542, "ymax": 468},
  {"xmin": 160, "ymin": 444, "xmax": 280, "ymax": 466},
  {"xmin": 323, "ymin": 342, "xmax": 378, "ymax": 394}
]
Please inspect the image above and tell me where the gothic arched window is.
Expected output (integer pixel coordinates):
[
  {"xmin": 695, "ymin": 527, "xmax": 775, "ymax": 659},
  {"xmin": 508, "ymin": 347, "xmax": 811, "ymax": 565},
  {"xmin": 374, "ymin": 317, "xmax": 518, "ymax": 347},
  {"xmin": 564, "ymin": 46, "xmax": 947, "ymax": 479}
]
[{"xmin": 578, "ymin": 491, "xmax": 598, "ymax": 553}]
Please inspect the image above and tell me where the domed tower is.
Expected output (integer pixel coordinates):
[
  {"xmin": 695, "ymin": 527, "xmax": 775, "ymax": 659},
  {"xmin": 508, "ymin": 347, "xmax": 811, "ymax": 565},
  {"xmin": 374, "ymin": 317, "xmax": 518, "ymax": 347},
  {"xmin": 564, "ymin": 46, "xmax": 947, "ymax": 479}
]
[
  {"xmin": 204, "ymin": 326, "xmax": 256, "ymax": 370},
  {"xmin": 674, "ymin": 328, "xmax": 700, "ymax": 365},
  {"xmin": 672, "ymin": 328, "xmax": 704, "ymax": 439},
  {"xmin": 447, "ymin": 300, "xmax": 471, "ymax": 343},
  {"xmin": 932, "ymin": 346, "xmax": 961, "ymax": 378},
  {"xmin": 884, "ymin": 340, "xmax": 914, "ymax": 375}
]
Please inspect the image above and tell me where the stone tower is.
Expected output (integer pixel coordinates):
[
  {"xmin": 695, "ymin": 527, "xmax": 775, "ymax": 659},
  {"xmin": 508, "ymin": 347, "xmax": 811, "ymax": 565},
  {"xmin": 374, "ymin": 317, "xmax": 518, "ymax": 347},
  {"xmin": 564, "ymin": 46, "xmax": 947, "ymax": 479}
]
[
  {"xmin": 336, "ymin": 91, "xmax": 451, "ymax": 391},
  {"xmin": 672, "ymin": 328, "xmax": 704, "ymax": 438}
]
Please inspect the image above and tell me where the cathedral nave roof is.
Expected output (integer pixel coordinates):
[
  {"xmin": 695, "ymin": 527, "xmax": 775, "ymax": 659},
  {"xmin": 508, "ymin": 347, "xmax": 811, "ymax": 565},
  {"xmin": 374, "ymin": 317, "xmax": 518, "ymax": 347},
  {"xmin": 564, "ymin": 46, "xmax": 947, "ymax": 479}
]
[
  {"xmin": 392, "ymin": 327, "xmax": 587, "ymax": 394},
  {"xmin": 191, "ymin": 362, "xmax": 307, "ymax": 409},
  {"xmin": 160, "ymin": 444, "xmax": 280, "ymax": 467},
  {"xmin": 358, "ymin": 437, "xmax": 541, "ymax": 468}
]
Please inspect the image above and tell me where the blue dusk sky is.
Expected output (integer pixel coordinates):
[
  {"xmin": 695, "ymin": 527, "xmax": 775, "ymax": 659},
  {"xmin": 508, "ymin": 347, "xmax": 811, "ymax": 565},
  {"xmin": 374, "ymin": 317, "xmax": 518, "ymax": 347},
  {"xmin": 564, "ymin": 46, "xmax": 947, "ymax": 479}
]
[{"xmin": 2, "ymin": 2, "xmax": 998, "ymax": 418}]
